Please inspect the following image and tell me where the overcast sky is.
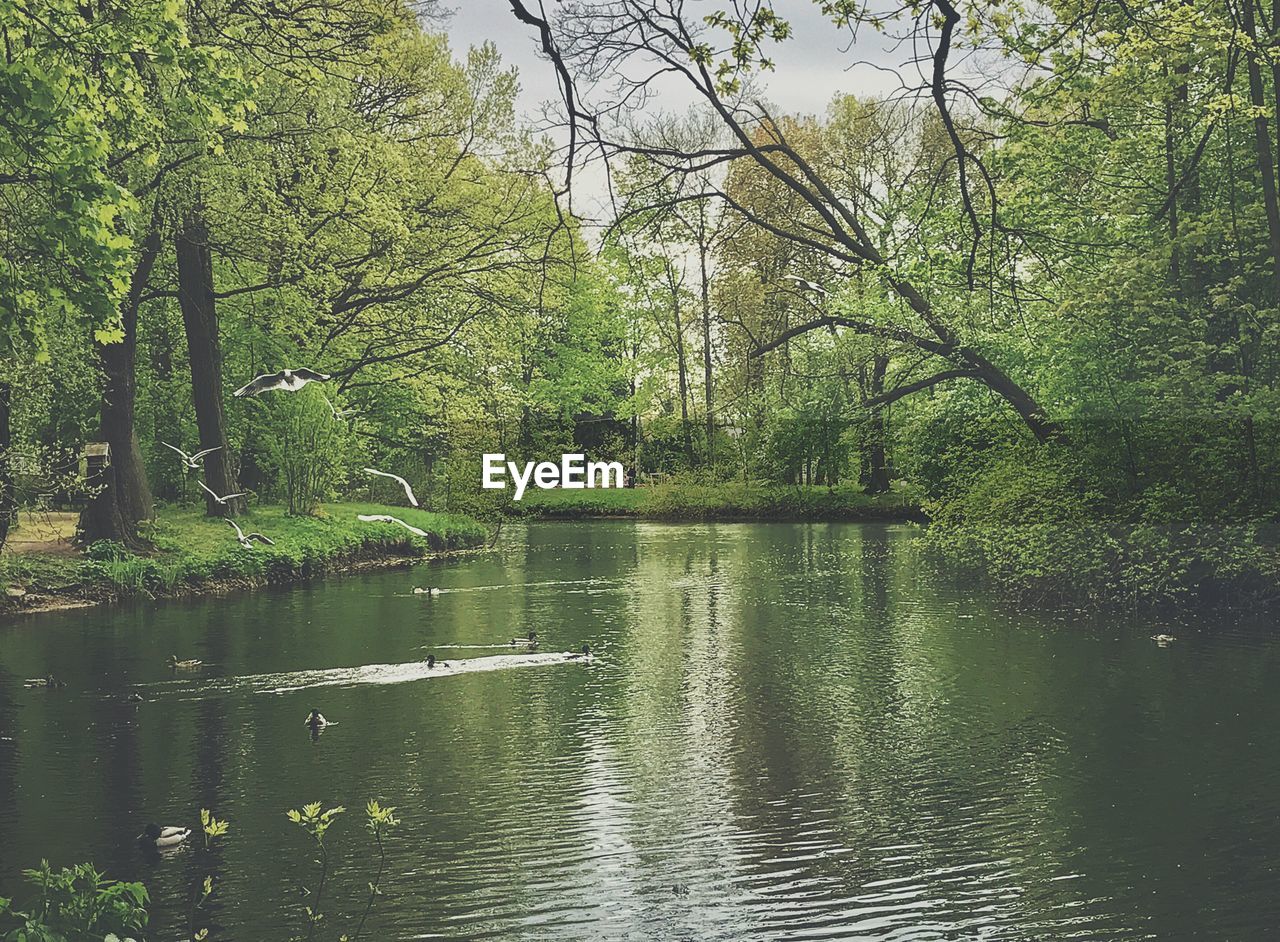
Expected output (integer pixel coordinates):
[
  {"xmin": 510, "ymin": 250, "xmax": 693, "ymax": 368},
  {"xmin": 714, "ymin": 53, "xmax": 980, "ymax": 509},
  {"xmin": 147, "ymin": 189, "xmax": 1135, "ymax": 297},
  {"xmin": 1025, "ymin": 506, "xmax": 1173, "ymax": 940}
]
[
  {"xmin": 439, "ymin": 2, "xmax": 918, "ymax": 220},
  {"xmin": 442, "ymin": 2, "xmax": 911, "ymax": 121}
]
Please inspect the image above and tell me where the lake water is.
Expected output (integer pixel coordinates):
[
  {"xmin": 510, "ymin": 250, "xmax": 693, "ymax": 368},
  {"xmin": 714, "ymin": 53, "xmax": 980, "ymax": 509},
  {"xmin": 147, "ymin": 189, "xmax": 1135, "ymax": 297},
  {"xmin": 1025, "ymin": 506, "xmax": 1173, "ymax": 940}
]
[{"xmin": 1, "ymin": 521, "xmax": 1279, "ymax": 940}]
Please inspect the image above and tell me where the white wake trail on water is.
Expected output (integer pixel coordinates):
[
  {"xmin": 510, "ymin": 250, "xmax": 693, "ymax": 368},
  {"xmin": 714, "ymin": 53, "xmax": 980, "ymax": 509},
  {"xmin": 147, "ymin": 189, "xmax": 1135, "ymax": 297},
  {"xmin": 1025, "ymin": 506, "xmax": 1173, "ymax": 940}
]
[
  {"xmin": 135, "ymin": 652, "xmax": 590, "ymax": 699},
  {"xmin": 424, "ymin": 643, "xmax": 537, "ymax": 650}
]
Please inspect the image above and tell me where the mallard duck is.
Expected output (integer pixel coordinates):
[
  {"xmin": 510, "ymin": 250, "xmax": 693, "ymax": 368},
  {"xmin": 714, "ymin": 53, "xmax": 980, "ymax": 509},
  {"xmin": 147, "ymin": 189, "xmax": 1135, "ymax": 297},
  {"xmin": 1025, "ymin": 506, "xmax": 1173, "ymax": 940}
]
[
  {"xmin": 138, "ymin": 823, "xmax": 191, "ymax": 848},
  {"xmin": 412, "ymin": 587, "xmax": 441, "ymax": 596},
  {"xmin": 565, "ymin": 643, "xmax": 591, "ymax": 660},
  {"xmin": 126, "ymin": 692, "xmax": 145, "ymax": 703},
  {"xmin": 24, "ymin": 673, "xmax": 64, "ymax": 689},
  {"xmin": 168, "ymin": 654, "xmax": 202, "ymax": 670},
  {"xmin": 1151, "ymin": 633, "xmax": 1176, "ymax": 646},
  {"xmin": 510, "ymin": 630, "xmax": 538, "ymax": 647},
  {"xmin": 426, "ymin": 654, "xmax": 436, "ymax": 669},
  {"xmin": 305, "ymin": 709, "xmax": 330, "ymax": 730}
]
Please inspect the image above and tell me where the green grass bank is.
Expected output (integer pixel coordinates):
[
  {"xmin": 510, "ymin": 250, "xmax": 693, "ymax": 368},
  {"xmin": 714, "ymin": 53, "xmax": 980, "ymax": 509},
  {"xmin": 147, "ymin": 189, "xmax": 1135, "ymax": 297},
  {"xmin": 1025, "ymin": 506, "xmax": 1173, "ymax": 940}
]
[
  {"xmin": 503, "ymin": 483, "xmax": 922, "ymax": 522},
  {"xmin": 1, "ymin": 503, "xmax": 486, "ymax": 616}
]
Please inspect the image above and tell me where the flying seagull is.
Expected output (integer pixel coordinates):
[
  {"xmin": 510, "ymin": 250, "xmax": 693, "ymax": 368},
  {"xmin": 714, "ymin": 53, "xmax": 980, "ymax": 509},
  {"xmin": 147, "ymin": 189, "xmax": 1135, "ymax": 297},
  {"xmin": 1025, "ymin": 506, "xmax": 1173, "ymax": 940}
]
[
  {"xmin": 363, "ymin": 467, "xmax": 419, "ymax": 507},
  {"xmin": 783, "ymin": 275, "xmax": 828, "ymax": 295},
  {"xmin": 322, "ymin": 393, "xmax": 357, "ymax": 420},
  {"xmin": 162, "ymin": 442, "xmax": 221, "ymax": 471},
  {"xmin": 198, "ymin": 480, "xmax": 246, "ymax": 506},
  {"xmin": 227, "ymin": 518, "xmax": 275, "ymax": 548},
  {"xmin": 233, "ymin": 368, "xmax": 330, "ymax": 398},
  {"xmin": 357, "ymin": 514, "xmax": 428, "ymax": 538}
]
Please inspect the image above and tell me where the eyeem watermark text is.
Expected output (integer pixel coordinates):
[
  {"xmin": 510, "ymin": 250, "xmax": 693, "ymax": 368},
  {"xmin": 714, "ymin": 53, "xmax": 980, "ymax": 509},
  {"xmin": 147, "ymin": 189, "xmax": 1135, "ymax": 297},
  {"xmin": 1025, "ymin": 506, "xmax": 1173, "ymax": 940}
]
[{"xmin": 482, "ymin": 453, "xmax": 625, "ymax": 501}]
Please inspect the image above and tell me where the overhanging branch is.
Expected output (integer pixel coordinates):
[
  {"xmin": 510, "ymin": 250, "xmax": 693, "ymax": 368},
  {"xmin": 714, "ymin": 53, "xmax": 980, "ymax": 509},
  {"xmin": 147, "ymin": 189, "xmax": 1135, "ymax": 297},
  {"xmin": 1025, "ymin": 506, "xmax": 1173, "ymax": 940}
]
[{"xmin": 864, "ymin": 369, "xmax": 976, "ymax": 408}]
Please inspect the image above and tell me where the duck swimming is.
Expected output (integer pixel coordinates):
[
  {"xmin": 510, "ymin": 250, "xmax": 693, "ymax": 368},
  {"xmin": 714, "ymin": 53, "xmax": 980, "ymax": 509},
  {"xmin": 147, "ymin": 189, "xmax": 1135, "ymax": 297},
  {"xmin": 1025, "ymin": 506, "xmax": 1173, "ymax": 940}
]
[
  {"xmin": 305, "ymin": 709, "xmax": 331, "ymax": 730},
  {"xmin": 168, "ymin": 654, "xmax": 202, "ymax": 670},
  {"xmin": 24, "ymin": 674, "xmax": 64, "ymax": 688},
  {"xmin": 510, "ymin": 630, "xmax": 538, "ymax": 647},
  {"xmin": 565, "ymin": 644, "xmax": 591, "ymax": 660},
  {"xmin": 137, "ymin": 823, "xmax": 191, "ymax": 848},
  {"xmin": 412, "ymin": 587, "xmax": 442, "ymax": 596},
  {"xmin": 1151, "ymin": 633, "xmax": 1176, "ymax": 646}
]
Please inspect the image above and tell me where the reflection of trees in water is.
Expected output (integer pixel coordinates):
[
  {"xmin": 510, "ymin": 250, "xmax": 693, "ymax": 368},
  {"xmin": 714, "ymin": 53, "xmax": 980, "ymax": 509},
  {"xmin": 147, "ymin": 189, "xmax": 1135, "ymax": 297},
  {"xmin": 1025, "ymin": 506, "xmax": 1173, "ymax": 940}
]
[
  {"xmin": 81, "ymin": 622, "xmax": 145, "ymax": 884},
  {"xmin": 4, "ymin": 523, "xmax": 1274, "ymax": 938},
  {"xmin": 687, "ymin": 523, "xmax": 1115, "ymax": 936},
  {"xmin": 186, "ymin": 605, "xmax": 233, "ymax": 940},
  {"xmin": 0, "ymin": 674, "xmax": 18, "ymax": 885}
]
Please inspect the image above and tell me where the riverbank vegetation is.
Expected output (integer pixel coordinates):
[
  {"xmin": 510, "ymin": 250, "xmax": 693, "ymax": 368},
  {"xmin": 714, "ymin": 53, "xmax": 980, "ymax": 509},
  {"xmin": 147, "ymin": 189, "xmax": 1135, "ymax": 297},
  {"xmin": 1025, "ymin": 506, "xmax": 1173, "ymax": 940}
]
[
  {"xmin": 508, "ymin": 483, "xmax": 919, "ymax": 522},
  {"xmin": 4, "ymin": 0, "xmax": 1280, "ymax": 608},
  {"xmin": 0, "ymin": 504, "xmax": 483, "ymax": 612}
]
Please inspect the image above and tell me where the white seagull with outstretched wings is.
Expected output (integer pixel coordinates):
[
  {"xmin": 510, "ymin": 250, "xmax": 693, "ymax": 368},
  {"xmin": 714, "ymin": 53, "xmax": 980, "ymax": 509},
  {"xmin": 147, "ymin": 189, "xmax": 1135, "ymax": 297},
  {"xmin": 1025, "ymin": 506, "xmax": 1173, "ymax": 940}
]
[
  {"xmin": 227, "ymin": 518, "xmax": 275, "ymax": 548},
  {"xmin": 233, "ymin": 368, "xmax": 330, "ymax": 398},
  {"xmin": 783, "ymin": 274, "xmax": 828, "ymax": 295},
  {"xmin": 362, "ymin": 467, "xmax": 419, "ymax": 507},
  {"xmin": 322, "ymin": 393, "xmax": 357, "ymax": 420},
  {"xmin": 161, "ymin": 442, "xmax": 222, "ymax": 471},
  {"xmin": 357, "ymin": 514, "xmax": 428, "ymax": 537},
  {"xmin": 198, "ymin": 480, "xmax": 246, "ymax": 506}
]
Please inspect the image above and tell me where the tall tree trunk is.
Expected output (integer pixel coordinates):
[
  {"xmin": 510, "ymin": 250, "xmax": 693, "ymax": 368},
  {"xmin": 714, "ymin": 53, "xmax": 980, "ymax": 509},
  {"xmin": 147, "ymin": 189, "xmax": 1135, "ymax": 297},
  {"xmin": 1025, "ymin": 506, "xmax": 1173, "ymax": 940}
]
[
  {"xmin": 150, "ymin": 313, "xmax": 180, "ymax": 500},
  {"xmin": 1164, "ymin": 84, "xmax": 1182, "ymax": 289},
  {"xmin": 1240, "ymin": 0, "xmax": 1280, "ymax": 298},
  {"xmin": 666, "ymin": 265, "xmax": 694, "ymax": 463},
  {"xmin": 673, "ymin": 308, "xmax": 694, "ymax": 462},
  {"xmin": 862, "ymin": 355, "xmax": 891, "ymax": 494},
  {"xmin": 518, "ymin": 358, "xmax": 535, "ymax": 453},
  {"xmin": 78, "ymin": 224, "xmax": 160, "ymax": 548},
  {"xmin": 699, "ymin": 240, "xmax": 714, "ymax": 465},
  {"xmin": 175, "ymin": 212, "xmax": 244, "ymax": 517},
  {"xmin": 0, "ymin": 381, "xmax": 12, "ymax": 548},
  {"xmin": 1272, "ymin": 0, "xmax": 1280, "ymax": 169}
]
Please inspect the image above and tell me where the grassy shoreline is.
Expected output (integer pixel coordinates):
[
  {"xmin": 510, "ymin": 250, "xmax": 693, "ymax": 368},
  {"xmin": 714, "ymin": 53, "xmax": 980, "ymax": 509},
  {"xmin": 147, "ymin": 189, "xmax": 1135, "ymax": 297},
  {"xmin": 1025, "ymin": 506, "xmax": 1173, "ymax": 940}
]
[
  {"xmin": 1, "ymin": 487, "xmax": 919, "ymax": 618},
  {"xmin": 0, "ymin": 503, "xmax": 487, "ymax": 617},
  {"xmin": 502, "ymin": 483, "xmax": 923, "ymax": 522}
]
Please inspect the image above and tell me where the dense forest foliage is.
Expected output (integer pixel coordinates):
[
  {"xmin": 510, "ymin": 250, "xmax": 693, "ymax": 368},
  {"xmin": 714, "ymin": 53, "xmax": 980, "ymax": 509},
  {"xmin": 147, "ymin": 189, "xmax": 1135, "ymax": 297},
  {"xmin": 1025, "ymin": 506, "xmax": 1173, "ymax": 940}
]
[{"xmin": 3, "ymin": 0, "xmax": 1279, "ymax": 606}]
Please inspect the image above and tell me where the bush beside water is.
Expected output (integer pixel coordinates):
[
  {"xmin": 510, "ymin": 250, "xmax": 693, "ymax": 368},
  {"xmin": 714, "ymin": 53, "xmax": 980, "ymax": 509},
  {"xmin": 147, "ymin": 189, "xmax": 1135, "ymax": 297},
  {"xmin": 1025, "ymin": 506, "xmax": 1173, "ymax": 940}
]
[{"xmin": 922, "ymin": 445, "xmax": 1280, "ymax": 609}]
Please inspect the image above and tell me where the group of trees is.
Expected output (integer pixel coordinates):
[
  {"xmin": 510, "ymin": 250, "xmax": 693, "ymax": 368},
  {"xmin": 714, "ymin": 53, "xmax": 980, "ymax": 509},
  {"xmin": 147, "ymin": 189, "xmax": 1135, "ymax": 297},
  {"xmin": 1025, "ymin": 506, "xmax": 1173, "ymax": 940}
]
[
  {"xmin": 5, "ymin": 0, "xmax": 1280, "ymax": 597},
  {"xmin": 509, "ymin": 0, "xmax": 1280, "ymax": 598},
  {"xmin": 2, "ymin": 0, "xmax": 606, "ymax": 546}
]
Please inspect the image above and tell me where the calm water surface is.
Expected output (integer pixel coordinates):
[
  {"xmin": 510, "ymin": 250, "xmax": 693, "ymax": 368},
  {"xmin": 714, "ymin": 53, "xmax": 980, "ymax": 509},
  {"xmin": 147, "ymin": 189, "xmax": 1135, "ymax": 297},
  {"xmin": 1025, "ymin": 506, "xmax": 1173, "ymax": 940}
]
[{"xmin": 1, "ymin": 521, "xmax": 1278, "ymax": 940}]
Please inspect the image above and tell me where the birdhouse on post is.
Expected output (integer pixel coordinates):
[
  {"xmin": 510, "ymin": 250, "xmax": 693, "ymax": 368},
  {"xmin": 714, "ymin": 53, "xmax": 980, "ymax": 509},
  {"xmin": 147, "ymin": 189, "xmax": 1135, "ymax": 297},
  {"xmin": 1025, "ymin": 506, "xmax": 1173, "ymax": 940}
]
[{"xmin": 84, "ymin": 442, "xmax": 111, "ymax": 477}]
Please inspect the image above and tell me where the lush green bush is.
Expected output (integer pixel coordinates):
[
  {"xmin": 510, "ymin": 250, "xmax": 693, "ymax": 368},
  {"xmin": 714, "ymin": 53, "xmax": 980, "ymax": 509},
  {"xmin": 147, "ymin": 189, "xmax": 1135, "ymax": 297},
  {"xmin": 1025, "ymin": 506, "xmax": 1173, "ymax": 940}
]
[
  {"xmin": 84, "ymin": 540, "xmax": 130, "ymax": 562},
  {"xmin": 758, "ymin": 392, "xmax": 852, "ymax": 487},
  {"xmin": 925, "ymin": 444, "xmax": 1280, "ymax": 608},
  {"xmin": 256, "ymin": 386, "xmax": 356, "ymax": 515},
  {"xmin": 0, "ymin": 861, "xmax": 148, "ymax": 942}
]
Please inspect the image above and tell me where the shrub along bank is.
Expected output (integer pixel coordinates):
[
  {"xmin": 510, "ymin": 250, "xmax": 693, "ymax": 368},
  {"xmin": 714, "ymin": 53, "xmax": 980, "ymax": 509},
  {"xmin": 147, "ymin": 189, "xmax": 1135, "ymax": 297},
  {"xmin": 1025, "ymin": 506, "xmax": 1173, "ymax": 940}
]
[{"xmin": 503, "ymin": 483, "xmax": 922, "ymax": 521}]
